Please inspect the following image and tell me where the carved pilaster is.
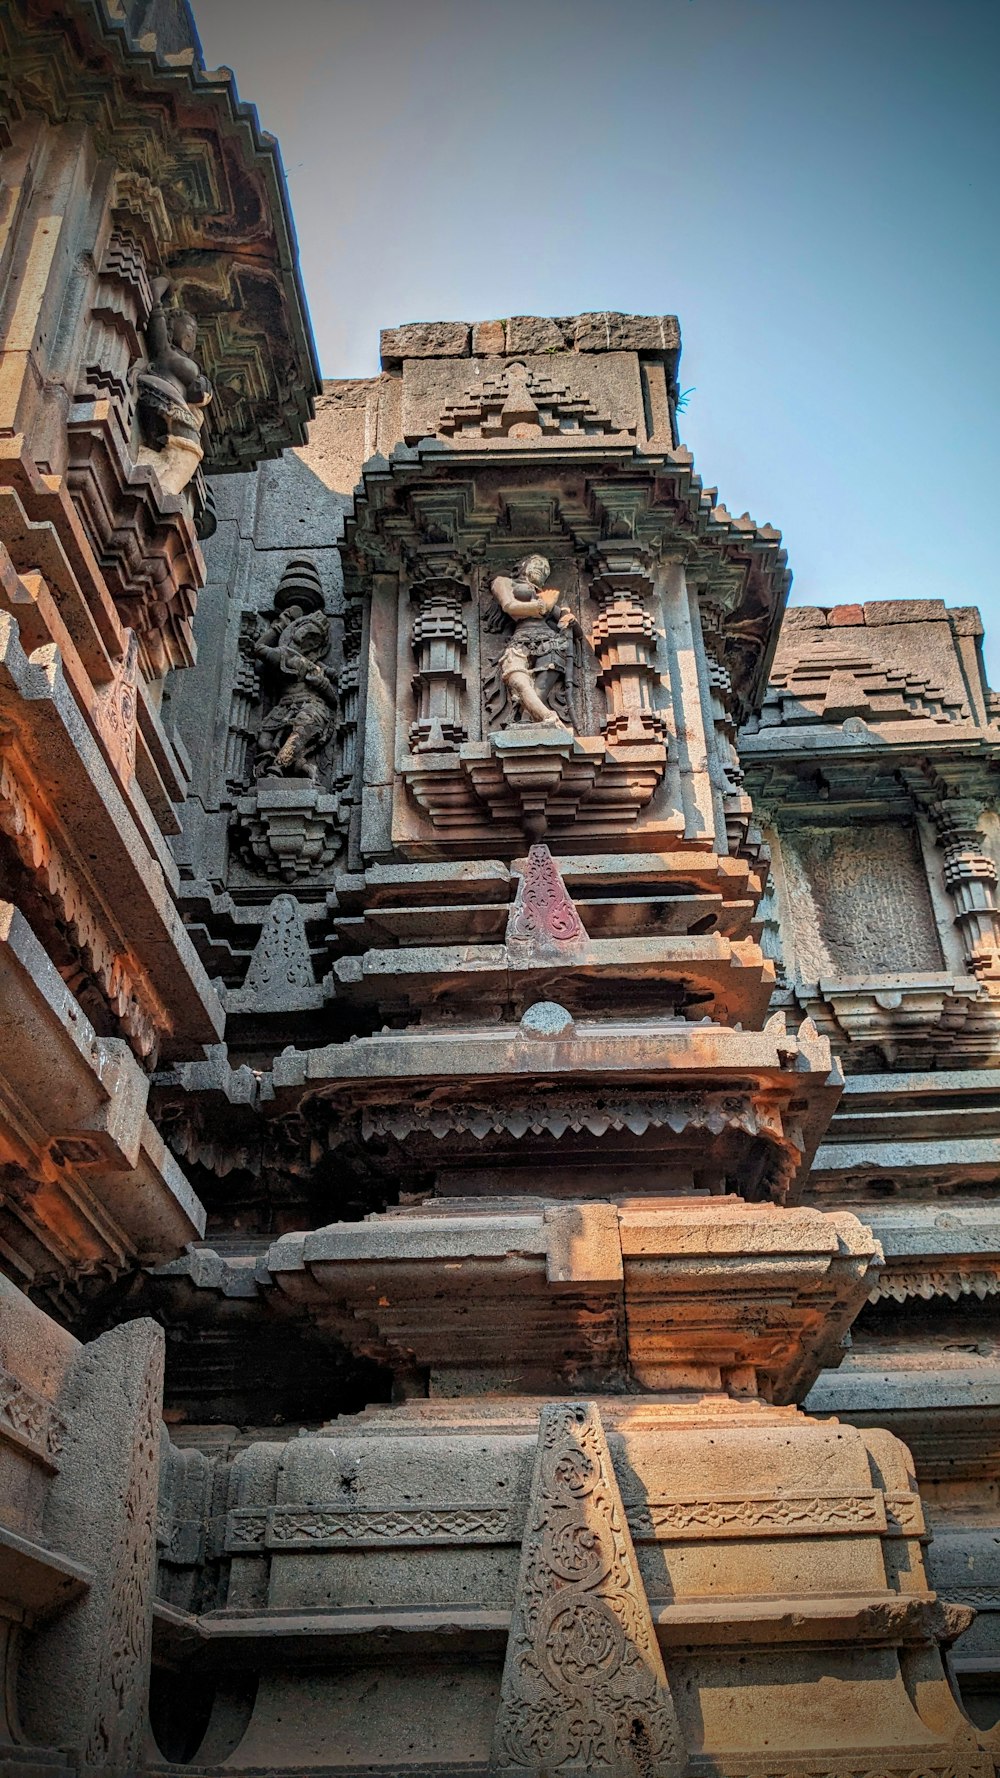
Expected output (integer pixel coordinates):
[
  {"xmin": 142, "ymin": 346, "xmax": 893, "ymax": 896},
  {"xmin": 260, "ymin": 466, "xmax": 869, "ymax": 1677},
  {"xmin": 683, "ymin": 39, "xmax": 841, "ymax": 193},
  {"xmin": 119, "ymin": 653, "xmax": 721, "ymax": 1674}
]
[
  {"xmin": 224, "ymin": 611, "xmax": 260, "ymax": 792},
  {"xmin": 75, "ymin": 173, "xmax": 168, "ymax": 419},
  {"xmin": 702, "ymin": 597, "xmax": 755, "ymax": 856},
  {"xmin": 928, "ymin": 794, "xmax": 1000, "ymax": 977},
  {"xmin": 407, "ymin": 561, "xmax": 469, "ymax": 752},
  {"xmin": 588, "ymin": 542, "xmax": 666, "ymax": 744},
  {"xmin": 335, "ymin": 657, "xmax": 360, "ymax": 790}
]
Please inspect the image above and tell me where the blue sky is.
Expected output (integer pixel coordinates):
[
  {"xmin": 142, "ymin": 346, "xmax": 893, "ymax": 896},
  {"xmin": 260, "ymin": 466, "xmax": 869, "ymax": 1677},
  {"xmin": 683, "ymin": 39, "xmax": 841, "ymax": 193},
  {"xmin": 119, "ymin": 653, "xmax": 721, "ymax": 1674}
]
[{"xmin": 195, "ymin": 0, "xmax": 1000, "ymax": 678}]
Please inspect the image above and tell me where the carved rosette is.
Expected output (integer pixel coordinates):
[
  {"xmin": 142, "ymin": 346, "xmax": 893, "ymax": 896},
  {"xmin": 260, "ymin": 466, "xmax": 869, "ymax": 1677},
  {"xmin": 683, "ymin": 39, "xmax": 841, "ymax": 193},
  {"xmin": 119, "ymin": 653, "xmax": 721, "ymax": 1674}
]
[
  {"xmin": 407, "ymin": 559, "xmax": 470, "ymax": 752},
  {"xmin": 491, "ymin": 1400, "xmax": 684, "ymax": 1776}
]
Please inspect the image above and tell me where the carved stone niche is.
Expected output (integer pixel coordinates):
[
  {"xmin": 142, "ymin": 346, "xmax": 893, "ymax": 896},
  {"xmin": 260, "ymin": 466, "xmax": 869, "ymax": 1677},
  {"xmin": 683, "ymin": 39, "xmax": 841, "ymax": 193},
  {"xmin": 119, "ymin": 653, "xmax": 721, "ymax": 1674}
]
[{"xmin": 402, "ymin": 549, "xmax": 668, "ymax": 846}]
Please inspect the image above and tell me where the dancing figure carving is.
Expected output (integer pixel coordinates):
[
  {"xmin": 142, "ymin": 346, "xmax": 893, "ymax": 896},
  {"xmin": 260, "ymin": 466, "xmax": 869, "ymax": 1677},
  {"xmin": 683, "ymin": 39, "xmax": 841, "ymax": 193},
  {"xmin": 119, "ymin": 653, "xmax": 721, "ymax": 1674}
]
[{"xmin": 253, "ymin": 561, "xmax": 338, "ymax": 782}]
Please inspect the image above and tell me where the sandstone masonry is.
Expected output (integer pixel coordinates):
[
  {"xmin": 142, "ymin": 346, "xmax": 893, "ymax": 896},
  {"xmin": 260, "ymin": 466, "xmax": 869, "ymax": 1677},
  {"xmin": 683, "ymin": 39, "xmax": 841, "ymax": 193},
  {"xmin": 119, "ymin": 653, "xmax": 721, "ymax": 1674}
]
[{"xmin": 1, "ymin": 5, "xmax": 1000, "ymax": 1776}]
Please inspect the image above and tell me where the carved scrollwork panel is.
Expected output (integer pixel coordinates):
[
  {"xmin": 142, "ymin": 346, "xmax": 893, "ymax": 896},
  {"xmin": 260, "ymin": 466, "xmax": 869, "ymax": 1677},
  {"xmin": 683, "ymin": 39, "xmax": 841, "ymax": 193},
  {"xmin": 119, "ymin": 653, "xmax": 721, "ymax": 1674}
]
[{"xmin": 491, "ymin": 1400, "xmax": 684, "ymax": 1776}]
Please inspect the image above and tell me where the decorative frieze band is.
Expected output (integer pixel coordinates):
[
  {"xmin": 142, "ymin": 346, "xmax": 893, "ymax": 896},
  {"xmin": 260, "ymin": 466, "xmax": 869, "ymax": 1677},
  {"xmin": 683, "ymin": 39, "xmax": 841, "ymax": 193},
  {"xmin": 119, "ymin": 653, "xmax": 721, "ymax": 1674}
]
[
  {"xmin": 223, "ymin": 1489, "xmax": 905, "ymax": 1555},
  {"xmin": 630, "ymin": 1493, "xmax": 888, "ymax": 1539},
  {"xmin": 882, "ymin": 1492, "xmax": 926, "ymax": 1537},
  {"xmin": 0, "ymin": 1364, "xmax": 66, "ymax": 1470},
  {"xmin": 873, "ymin": 1265, "xmax": 1000, "ymax": 1306},
  {"xmin": 226, "ymin": 1504, "xmax": 523, "ymax": 1553}
]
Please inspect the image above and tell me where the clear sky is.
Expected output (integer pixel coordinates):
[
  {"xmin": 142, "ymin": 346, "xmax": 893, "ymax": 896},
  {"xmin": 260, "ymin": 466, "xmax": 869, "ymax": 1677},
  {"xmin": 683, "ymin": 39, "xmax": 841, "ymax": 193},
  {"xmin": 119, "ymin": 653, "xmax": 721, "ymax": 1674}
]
[{"xmin": 195, "ymin": 0, "xmax": 1000, "ymax": 677}]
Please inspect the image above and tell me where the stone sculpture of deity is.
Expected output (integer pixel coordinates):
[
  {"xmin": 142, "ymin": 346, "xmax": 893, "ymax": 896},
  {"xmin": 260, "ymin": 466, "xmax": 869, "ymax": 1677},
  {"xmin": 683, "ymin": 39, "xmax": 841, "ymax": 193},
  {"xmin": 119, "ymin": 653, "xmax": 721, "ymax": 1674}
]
[
  {"xmin": 253, "ymin": 569, "xmax": 339, "ymax": 781},
  {"xmin": 135, "ymin": 276, "xmax": 214, "ymax": 495},
  {"xmin": 488, "ymin": 554, "xmax": 580, "ymax": 728}
]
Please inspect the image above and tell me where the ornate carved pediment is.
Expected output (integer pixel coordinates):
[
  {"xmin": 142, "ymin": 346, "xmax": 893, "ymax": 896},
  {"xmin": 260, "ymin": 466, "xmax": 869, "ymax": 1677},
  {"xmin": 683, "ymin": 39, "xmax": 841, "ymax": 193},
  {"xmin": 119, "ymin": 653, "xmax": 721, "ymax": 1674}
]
[
  {"xmin": 437, "ymin": 360, "xmax": 633, "ymax": 442},
  {"xmin": 761, "ymin": 627, "xmax": 969, "ymax": 728}
]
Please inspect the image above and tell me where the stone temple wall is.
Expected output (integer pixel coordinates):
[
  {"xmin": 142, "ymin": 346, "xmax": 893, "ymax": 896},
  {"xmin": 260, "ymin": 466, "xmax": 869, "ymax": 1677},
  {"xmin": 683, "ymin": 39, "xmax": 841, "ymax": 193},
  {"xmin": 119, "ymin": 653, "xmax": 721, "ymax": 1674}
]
[
  {"xmin": 141, "ymin": 319, "xmax": 1000, "ymax": 1774},
  {"xmin": 2, "ymin": 6, "xmax": 1000, "ymax": 1775}
]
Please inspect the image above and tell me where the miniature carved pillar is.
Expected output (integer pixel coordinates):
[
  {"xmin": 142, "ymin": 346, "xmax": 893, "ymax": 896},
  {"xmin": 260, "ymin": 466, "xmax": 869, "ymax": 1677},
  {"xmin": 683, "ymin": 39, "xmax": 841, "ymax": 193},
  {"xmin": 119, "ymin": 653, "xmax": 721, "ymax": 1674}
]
[
  {"xmin": 332, "ymin": 601, "xmax": 362, "ymax": 808},
  {"xmin": 69, "ymin": 173, "xmax": 171, "ymax": 479},
  {"xmin": 224, "ymin": 612, "xmax": 261, "ymax": 790},
  {"xmin": 589, "ymin": 542, "xmax": 666, "ymax": 744},
  {"xmin": 701, "ymin": 598, "xmax": 754, "ymax": 855},
  {"xmin": 408, "ymin": 570, "xmax": 469, "ymax": 752},
  {"xmin": 928, "ymin": 795, "xmax": 1000, "ymax": 978}
]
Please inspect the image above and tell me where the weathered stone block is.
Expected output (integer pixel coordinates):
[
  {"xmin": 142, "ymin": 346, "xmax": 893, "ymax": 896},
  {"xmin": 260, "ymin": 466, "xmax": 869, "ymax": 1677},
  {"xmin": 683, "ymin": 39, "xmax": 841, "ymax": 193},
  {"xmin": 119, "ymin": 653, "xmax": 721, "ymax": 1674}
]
[
  {"xmin": 949, "ymin": 605, "xmax": 985, "ymax": 636},
  {"xmin": 827, "ymin": 602, "xmax": 865, "ymax": 625},
  {"xmin": 863, "ymin": 598, "xmax": 949, "ymax": 624},
  {"xmin": 573, "ymin": 311, "xmax": 680, "ymax": 354},
  {"xmin": 781, "ymin": 823, "xmax": 944, "ymax": 978},
  {"xmin": 784, "ymin": 606, "xmax": 828, "ymax": 628},
  {"xmin": 17, "ymin": 1319, "xmax": 164, "ymax": 1776},
  {"xmin": 505, "ymin": 315, "xmax": 574, "ymax": 354},
  {"xmin": 379, "ymin": 321, "xmax": 470, "ymax": 366},
  {"xmin": 472, "ymin": 319, "xmax": 507, "ymax": 355}
]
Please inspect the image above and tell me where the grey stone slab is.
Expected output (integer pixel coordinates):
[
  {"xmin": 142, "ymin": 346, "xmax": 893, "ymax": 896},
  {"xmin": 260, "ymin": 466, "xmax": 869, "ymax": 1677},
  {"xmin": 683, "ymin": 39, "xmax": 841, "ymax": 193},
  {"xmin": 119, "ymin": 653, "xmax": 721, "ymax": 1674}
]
[
  {"xmin": 572, "ymin": 311, "xmax": 680, "ymax": 355},
  {"xmin": 862, "ymin": 600, "xmax": 949, "ymax": 625},
  {"xmin": 805, "ymin": 1367, "xmax": 1000, "ymax": 1415},
  {"xmin": 18, "ymin": 1319, "xmax": 164, "ymax": 1775},
  {"xmin": 380, "ymin": 322, "xmax": 471, "ymax": 366}
]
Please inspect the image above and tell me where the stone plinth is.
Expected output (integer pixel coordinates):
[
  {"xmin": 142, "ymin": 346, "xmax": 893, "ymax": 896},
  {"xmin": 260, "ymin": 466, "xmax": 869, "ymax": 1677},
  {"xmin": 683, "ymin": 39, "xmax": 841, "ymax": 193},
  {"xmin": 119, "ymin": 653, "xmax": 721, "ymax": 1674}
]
[{"xmin": 149, "ymin": 1393, "xmax": 985, "ymax": 1776}]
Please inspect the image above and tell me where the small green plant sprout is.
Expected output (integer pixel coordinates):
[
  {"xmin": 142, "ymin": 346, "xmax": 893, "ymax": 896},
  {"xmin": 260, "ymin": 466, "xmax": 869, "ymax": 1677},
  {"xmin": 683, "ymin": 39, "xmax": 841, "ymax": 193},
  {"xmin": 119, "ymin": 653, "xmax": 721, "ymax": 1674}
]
[{"xmin": 674, "ymin": 386, "xmax": 696, "ymax": 413}]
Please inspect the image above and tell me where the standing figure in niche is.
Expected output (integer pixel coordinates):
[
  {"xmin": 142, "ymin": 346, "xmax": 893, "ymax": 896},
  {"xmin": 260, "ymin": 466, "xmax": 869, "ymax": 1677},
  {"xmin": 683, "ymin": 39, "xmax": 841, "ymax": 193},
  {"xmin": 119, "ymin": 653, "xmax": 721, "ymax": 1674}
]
[
  {"xmin": 488, "ymin": 554, "xmax": 581, "ymax": 728},
  {"xmin": 253, "ymin": 571, "xmax": 339, "ymax": 781},
  {"xmin": 135, "ymin": 277, "xmax": 213, "ymax": 495}
]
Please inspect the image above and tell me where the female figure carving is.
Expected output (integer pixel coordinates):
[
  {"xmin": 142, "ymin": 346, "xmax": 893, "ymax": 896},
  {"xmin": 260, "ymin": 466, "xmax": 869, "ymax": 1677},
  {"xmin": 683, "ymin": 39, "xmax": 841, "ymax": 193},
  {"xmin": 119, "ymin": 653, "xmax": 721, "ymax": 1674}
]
[{"xmin": 488, "ymin": 554, "xmax": 580, "ymax": 729}]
